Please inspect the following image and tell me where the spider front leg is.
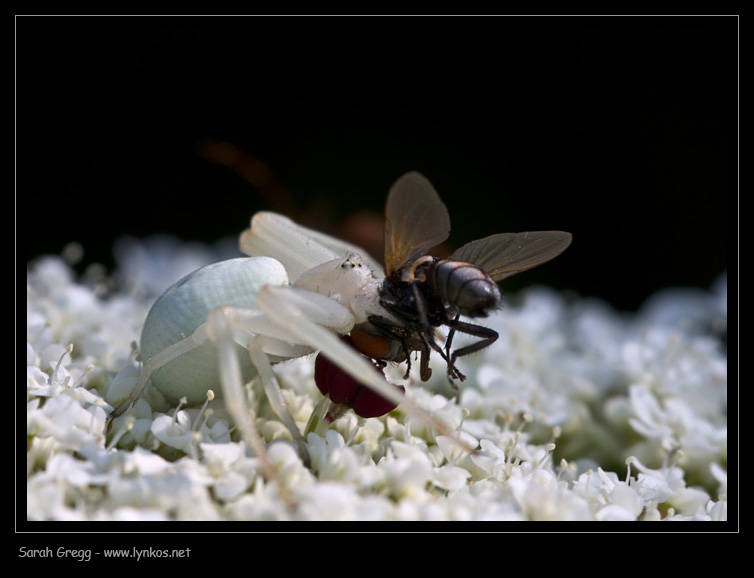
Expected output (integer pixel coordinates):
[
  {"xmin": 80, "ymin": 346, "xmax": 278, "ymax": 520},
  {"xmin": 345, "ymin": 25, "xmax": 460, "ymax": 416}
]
[
  {"xmin": 204, "ymin": 308, "xmax": 294, "ymax": 494},
  {"xmin": 256, "ymin": 285, "xmax": 408, "ymax": 412},
  {"xmin": 204, "ymin": 303, "xmax": 318, "ymax": 468},
  {"xmin": 255, "ymin": 285, "xmax": 468, "ymax": 447}
]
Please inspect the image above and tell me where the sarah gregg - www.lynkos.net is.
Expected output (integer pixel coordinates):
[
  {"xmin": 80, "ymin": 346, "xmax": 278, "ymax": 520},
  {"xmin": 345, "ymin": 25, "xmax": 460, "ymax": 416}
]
[{"xmin": 19, "ymin": 546, "xmax": 191, "ymax": 562}]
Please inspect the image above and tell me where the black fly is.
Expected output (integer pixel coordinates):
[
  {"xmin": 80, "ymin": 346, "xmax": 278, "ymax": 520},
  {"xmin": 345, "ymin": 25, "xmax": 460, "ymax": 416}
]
[{"xmin": 351, "ymin": 172, "xmax": 572, "ymax": 385}]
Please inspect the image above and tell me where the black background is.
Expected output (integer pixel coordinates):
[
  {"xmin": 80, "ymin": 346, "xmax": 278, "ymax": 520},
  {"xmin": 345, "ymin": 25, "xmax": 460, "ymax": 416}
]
[{"xmin": 20, "ymin": 16, "xmax": 735, "ymax": 311}]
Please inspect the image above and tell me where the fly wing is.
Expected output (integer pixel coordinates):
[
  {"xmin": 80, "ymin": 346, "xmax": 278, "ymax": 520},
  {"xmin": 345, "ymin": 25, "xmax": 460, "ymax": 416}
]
[
  {"xmin": 449, "ymin": 231, "xmax": 572, "ymax": 282},
  {"xmin": 384, "ymin": 172, "xmax": 451, "ymax": 275}
]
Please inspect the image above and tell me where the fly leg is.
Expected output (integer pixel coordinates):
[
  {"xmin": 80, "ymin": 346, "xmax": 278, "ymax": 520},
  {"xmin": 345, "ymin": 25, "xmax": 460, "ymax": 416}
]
[{"xmin": 444, "ymin": 316, "xmax": 499, "ymax": 384}]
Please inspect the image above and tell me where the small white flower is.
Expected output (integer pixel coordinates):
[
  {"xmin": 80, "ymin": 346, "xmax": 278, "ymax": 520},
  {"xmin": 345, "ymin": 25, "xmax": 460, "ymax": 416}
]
[
  {"xmin": 380, "ymin": 441, "xmax": 433, "ymax": 499},
  {"xmin": 293, "ymin": 483, "xmax": 363, "ymax": 521},
  {"xmin": 151, "ymin": 410, "xmax": 196, "ymax": 454},
  {"xmin": 435, "ymin": 432, "xmax": 478, "ymax": 464},
  {"xmin": 464, "ymin": 438, "xmax": 508, "ymax": 482},
  {"xmin": 104, "ymin": 363, "xmax": 141, "ymax": 408},
  {"xmin": 27, "ymin": 366, "xmax": 60, "ymax": 398},
  {"xmin": 28, "ymin": 395, "xmax": 93, "ymax": 451},
  {"xmin": 627, "ymin": 384, "xmax": 726, "ymax": 468},
  {"xmin": 508, "ymin": 468, "xmax": 591, "ymax": 521},
  {"xmin": 200, "ymin": 442, "xmax": 253, "ymax": 501},
  {"xmin": 306, "ymin": 430, "xmax": 374, "ymax": 486},
  {"xmin": 631, "ymin": 456, "xmax": 713, "ymax": 517},
  {"xmin": 100, "ymin": 507, "xmax": 171, "ymax": 522},
  {"xmin": 126, "ymin": 446, "xmax": 171, "ymax": 476},
  {"xmin": 433, "ymin": 464, "xmax": 471, "ymax": 491},
  {"xmin": 573, "ymin": 468, "xmax": 644, "ymax": 520},
  {"xmin": 706, "ymin": 496, "xmax": 727, "ymax": 521},
  {"xmin": 628, "ymin": 385, "xmax": 675, "ymax": 441},
  {"xmin": 710, "ymin": 462, "xmax": 727, "ymax": 496}
]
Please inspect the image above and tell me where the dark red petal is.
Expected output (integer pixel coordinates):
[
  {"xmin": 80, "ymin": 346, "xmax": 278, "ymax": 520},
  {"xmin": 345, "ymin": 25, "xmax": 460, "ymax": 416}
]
[
  {"xmin": 314, "ymin": 352, "xmax": 333, "ymax": 396},
  {"xmin": 325, "ymin": 367, "xmax": 360, "ymax": 405},
  {"xmin": 350, "ymin": 382, "xmax": 405, "ymax": 418},
  {"xmin": 314, "ymin": 337, "xmax": 404, "ymax": 419}
]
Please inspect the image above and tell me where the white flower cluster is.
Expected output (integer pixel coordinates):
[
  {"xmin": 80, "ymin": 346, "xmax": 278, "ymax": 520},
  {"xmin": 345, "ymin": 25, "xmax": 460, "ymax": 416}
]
[{"xmin": 26, "ymin": 238, "xmax": 728, "ymax": 521}]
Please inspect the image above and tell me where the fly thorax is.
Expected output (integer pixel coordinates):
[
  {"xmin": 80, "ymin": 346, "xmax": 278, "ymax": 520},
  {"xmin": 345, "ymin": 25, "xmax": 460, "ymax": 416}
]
[{"xmin": 400, "ymin": 255, "xmax": 434, "ymax": 283}]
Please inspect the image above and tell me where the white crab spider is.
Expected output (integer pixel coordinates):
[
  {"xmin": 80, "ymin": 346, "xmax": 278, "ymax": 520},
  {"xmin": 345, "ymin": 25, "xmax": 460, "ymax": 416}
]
[{"xmin": 109, "ymin": 211, "xmax": 460, "ymax": 491}]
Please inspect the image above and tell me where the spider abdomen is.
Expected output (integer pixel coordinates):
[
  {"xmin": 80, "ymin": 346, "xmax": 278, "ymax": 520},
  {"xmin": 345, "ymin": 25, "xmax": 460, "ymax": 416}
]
[{"xmin": 139, "ymin": 257, "xmax": 288, "ymax": 404}]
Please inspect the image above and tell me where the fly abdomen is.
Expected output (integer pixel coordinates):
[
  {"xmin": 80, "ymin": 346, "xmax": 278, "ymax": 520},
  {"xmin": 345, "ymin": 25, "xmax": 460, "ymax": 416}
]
[{"xmin": 429, "ymin": 259, "xmax": 501, "ymax": 318}]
